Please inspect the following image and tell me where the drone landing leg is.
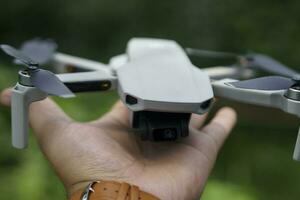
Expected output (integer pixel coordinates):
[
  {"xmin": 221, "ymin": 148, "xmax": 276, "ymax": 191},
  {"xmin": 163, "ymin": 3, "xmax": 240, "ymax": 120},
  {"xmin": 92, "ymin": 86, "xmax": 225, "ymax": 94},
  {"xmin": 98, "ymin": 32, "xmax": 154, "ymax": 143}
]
[
  {"xmin": 293, "ymin": 127, "xmax": 300, "ymax": 161},
  {"xmin": 12, "ymin": 84, "xmax": 47, "ymax": 149}
]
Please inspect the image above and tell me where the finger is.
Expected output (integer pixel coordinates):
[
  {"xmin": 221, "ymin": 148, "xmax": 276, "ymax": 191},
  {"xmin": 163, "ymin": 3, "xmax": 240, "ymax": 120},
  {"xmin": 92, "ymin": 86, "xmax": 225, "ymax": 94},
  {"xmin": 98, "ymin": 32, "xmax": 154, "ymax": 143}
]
[
  {"xmin": 29, "ymin": 99, "xmax": 72, "ymax": 135},
  {"xmin": 0, "ymin": 88, "xmax": 12, "ymax": 106},
  {"xmin": 109, "ymin": 100, "xmax": 129, "ymax": 117},
  {"xmin": 1, "ymin": 88, "xmax": 71, "ymax": 141},
  {"xmin": 92, "ymin": 101, "xmax": 130, "ymax": 127},
  {"xmin": 105, "ymin": 101, "xmax": 130, "ymax": 127},
  {"xmin": 202, "ymin": 107, "xmax": 237, "ymax": 149},
  {"xmin": 189, "ymin": 113, "xmax": 208, "ymax": 129}
]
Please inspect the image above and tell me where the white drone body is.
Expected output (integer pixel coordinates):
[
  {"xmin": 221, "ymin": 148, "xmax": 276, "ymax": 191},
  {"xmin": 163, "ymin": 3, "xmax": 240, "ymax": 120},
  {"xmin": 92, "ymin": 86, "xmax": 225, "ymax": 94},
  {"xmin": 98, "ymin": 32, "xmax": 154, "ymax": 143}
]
[
  {"xmin": 3, "ymin": 37, "xmax": 300, "ymax": 161},
  {"xmin": 114, "ymin": 39, "xmax": 213, "ymax": 141},
  {"xmin": 117, "ymin": 38, "xmax": 213, "ymax": 114}
]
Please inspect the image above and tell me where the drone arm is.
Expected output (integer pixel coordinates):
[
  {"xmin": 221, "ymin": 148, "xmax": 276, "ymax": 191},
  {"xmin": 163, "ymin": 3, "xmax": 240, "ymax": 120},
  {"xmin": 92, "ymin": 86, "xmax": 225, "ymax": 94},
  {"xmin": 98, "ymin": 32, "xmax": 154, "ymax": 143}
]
[
  {"xmin": 53, "ymin": 53, "xmax": 112, "ymax": 74},
  {"xmin": 202, "ymin": 66, "xmax": 238, "ymax": 79},
  {"xmin": 11, "ymin": 84, "xmax": 47, "ymax": 149},
  {"xmin": 200, "ymin": 65, "xmax": 255, "ymax": 80},
  {"xmin": 213, "ymin": 79, "xmax": 300, "ymax": 162},
  {"xmin": 211, "ymin": 78, "xmax": 284, "ymax": 108},
  {"xmin": 57, "ymin": 71, "xmax": 118, "ymax": 93}
]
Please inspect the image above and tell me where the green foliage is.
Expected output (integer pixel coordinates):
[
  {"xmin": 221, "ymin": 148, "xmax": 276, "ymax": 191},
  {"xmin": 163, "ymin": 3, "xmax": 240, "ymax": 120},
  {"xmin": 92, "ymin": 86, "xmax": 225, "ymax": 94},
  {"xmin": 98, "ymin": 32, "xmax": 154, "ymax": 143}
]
[
  {"xmin": 1, "ymin": 0, "xmax": 300, "ymax": 199},
  {"xmin": 202, "ymin": 180, "xmax": 257, "ymax": 200}
]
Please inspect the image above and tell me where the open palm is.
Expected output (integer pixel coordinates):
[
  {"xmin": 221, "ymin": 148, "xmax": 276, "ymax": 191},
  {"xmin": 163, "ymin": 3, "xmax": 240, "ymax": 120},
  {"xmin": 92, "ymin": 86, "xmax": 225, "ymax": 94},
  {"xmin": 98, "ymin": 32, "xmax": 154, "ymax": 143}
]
[{"xmin": 0, "ymin": 88, "xmax": 236, "ymax": 200}]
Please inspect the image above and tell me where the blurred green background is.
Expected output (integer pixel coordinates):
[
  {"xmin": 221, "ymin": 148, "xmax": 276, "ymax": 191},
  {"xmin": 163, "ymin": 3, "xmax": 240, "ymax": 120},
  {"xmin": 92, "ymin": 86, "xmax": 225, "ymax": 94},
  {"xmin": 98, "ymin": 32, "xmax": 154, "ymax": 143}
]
[{"xmin": 1, "ymin": 0, "xmax": 300, "ymax": 199}]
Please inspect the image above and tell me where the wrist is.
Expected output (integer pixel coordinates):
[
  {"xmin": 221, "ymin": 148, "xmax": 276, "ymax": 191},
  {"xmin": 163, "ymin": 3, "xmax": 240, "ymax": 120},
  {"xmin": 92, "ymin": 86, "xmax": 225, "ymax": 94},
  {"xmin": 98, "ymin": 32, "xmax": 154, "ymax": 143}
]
[
  {"xmin": 69, "ymin": 180, "xmax": 161, "ymax": 200},
  {"xmin": 67, "ymin": 181, "xmax": 93, "ymax": 198}
]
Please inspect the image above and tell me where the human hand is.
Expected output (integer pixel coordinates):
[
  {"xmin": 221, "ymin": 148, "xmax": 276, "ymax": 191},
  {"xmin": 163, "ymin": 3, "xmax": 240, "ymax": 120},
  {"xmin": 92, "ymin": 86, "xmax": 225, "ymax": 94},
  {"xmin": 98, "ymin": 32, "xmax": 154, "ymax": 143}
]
[{"xmin": 0, "ymin": 88, "xmax": 236, "ymax": 200}]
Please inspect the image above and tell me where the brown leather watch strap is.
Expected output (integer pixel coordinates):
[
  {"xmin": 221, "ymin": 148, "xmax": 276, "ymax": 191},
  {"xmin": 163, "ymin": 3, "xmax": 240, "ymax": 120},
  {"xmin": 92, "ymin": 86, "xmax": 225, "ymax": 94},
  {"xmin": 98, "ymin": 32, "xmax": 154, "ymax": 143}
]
[{"xmin": 69, "ymin": 181, "xmax": 160, "ymax": 200}]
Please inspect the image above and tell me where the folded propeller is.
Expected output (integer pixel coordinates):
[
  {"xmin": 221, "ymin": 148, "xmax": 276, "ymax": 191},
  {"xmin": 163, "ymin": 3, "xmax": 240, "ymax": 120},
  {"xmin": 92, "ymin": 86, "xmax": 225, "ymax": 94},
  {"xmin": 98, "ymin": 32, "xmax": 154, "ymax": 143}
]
[
  {"xmin": 18, "ymin": 38, "xmax": 57, "ymax": 65},
  {"xmin": 187, "ymin": 48, "xmax": 299, "ymax": 91},
  {"xmin": 0, "ymin": 44, "xmax": 74, "ymax": 98},
  {"xmin": 186, "ymin": 48, "xmax": 298, "ymax": 78}
]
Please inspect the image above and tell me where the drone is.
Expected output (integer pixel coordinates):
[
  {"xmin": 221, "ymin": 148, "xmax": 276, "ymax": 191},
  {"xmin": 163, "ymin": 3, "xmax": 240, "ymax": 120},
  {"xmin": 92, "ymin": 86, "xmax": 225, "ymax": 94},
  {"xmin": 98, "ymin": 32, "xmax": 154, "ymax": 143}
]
[{"xmin": 1, "ymin": 38, "xmax": 300, "ymax": 162}]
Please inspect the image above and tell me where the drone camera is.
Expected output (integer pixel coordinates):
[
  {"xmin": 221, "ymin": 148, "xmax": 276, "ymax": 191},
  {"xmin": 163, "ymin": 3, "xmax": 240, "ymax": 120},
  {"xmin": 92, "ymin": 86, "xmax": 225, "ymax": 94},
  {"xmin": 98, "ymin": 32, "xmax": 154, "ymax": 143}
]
[
  {"xmin": 131, "ymin": 111, "xmax": 191, "ymax": 141},
  {"xmin": 153, "ymin": 128, "xmax": 178, "ymax": 141}
]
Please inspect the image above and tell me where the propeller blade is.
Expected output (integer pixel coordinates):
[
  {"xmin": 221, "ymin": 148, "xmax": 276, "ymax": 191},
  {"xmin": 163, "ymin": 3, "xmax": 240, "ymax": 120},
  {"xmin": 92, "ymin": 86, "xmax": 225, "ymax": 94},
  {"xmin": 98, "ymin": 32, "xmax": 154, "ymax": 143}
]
[
  {"xmin": 186, "ymin": 48, "xmax": 238, "ymax": 59},
  {"xmin": 30, "ymin": 69, "xmax": 75, "ymax": 98},
  {"xmin": 248, "ymin": 53, "xmax": 298, "ymax": 77},
  {"xmin": 0, "ymin": 44, "xmax": 38, "ymax": 66},
  {"xmin": 20, "ymin": 39, "xmax": 57, "ymax": 65},
  {"xmin": 186, "ymin": 47, "xmax": 298, "ymax": 77},
  {"xmin": 228, "ymin": 76, "xmax": 295, "ymax": 90}
]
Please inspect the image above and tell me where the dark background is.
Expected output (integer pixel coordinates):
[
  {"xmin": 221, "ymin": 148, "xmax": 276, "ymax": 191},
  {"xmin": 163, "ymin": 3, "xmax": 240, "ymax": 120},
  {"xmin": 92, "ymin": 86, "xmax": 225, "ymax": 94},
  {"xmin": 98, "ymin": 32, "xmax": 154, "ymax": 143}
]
[{"xmin": 0, "ymin": 0, "xmax": 300, "ymax": 199}]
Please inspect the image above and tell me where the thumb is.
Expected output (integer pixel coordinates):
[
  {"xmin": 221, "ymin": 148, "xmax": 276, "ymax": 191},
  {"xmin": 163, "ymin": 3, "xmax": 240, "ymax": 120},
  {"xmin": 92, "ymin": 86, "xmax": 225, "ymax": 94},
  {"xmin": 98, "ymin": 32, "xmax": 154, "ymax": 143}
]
[
  {"xmin": 184, "ymin": 107, "xmax": 237, "ymax": 160},
  {"xmin": 201, "ymin": 107, "xmax": 237, "ymax": 149}
]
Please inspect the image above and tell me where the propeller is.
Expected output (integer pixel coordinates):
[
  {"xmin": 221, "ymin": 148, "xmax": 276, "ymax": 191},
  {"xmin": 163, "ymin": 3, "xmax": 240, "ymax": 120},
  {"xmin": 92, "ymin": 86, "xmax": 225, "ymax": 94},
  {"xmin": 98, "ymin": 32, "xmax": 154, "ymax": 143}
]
[
  {"xmin": 228, "ymin": 76, "xmax": 296, "ymax": 91},
  {"xmin": 0, "ymin": 44, "xmax": 74, "ymax": 98},
  {"xmin": 186, "ymin": 48, "xmax": 298, "ymax": 78},
  {"xmin": 244, "ymin": 53, "xmax": 298, "ymax": 78},
  {"xmin": 18, "ymin": 38, "xmax": 57, "ymax": 65}
]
